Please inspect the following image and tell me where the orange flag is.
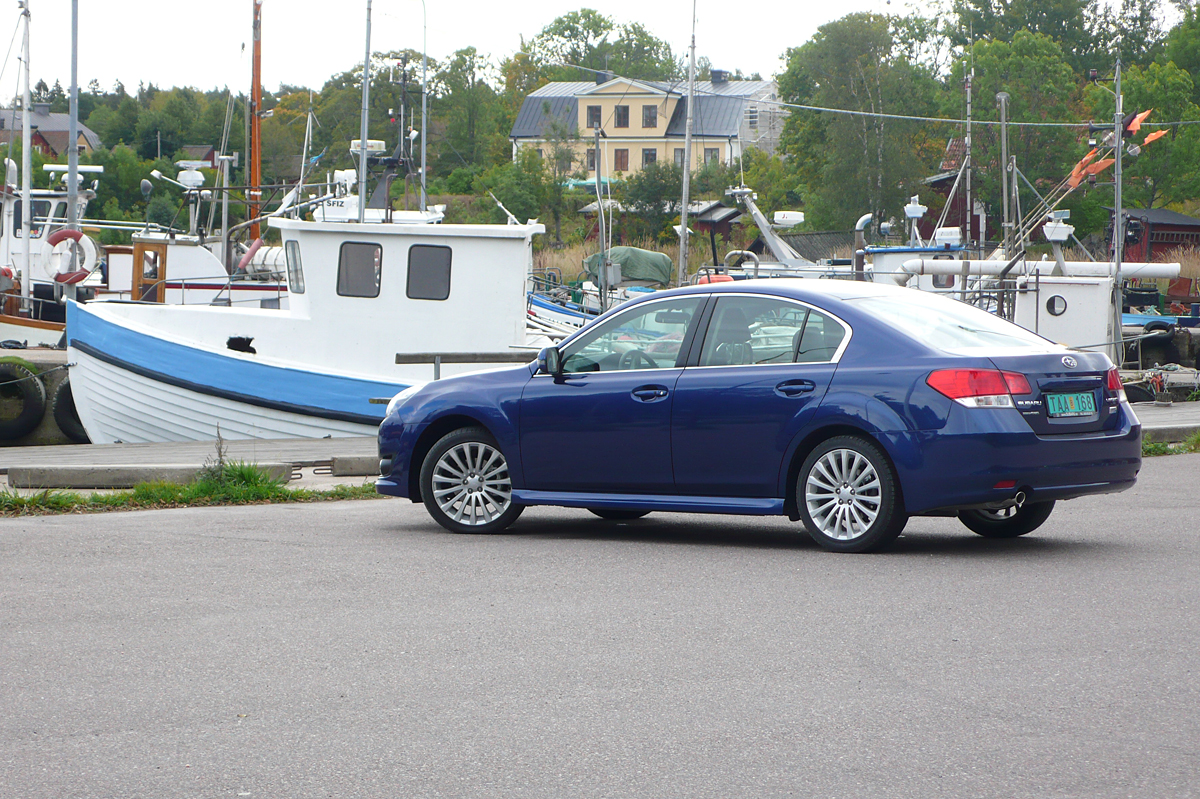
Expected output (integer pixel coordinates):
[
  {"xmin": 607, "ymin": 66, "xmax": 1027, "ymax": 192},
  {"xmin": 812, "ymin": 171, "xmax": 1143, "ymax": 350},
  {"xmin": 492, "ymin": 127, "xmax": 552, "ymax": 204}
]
[
  {"xmin": 1085, "ymin": 158, "xmax": 1115, "ymax": 176},
  {"xmin": 1143, "ymin": 129, "xmax": 1168, "ymax": 145},
  {"xmin": 1128, "ymin": 109, "xmax": 1153, "ymax": 136},
  {"xmin": 1068, "ymin": 148, "xmax": 1099, "ymax": 189}
]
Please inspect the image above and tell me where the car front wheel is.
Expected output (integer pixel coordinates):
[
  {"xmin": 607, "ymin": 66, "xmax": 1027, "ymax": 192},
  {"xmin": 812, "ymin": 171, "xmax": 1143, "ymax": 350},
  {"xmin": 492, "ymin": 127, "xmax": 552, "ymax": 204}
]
[
  {"xmin": 798, "ymin": 436, "xmax": 907, "ymax": 553},
  {"xmin": 958, "ymin": 500, "xmax": 1055, "ymax": 538},
  {"xmin": 420, "ymin": 427, "xmax": 523, "ymax": 534}
]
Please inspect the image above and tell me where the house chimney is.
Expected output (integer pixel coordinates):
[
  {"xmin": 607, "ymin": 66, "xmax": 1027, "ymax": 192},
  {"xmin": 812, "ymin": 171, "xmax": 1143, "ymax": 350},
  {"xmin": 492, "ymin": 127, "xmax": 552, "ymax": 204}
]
[
  {"xmin": 595, "ymin": 69, "xmax": 614, "ymax": 85},
  {"xmin": 711, "ymin": 69, "xmax": 729, "ymax": 84},
  {"xmin": 33, "ymin": 102, "xmax": 50, "ymax": 115}
]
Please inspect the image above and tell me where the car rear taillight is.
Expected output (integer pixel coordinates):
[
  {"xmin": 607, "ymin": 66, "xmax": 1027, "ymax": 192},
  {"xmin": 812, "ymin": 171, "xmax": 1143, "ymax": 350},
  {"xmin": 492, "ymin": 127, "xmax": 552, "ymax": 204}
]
[
  {"xmin": 927, "ymin": 368, "xmax": 1029, "ymax": 408},
  {"xmin": 1106, "ymin": 366, "xmax": 1127, "ymax": 402}
]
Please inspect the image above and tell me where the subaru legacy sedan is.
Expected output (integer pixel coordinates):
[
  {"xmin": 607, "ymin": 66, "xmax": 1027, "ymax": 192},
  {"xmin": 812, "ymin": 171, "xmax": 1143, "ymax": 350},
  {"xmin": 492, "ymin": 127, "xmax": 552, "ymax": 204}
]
[{"xmin": 376, "ymin": 280, "xmax": 1140, "ymax": 552}]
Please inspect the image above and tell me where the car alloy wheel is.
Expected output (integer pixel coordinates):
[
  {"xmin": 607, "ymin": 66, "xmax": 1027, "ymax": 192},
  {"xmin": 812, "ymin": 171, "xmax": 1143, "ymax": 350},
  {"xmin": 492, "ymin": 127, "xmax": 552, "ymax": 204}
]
[
  {"xmin": 799, "ymin": 435, "xmax": 906, "ymax": 553},
  {"xmin": 421, "ymin": 427, "xmax": 523, "ymax": 534}
]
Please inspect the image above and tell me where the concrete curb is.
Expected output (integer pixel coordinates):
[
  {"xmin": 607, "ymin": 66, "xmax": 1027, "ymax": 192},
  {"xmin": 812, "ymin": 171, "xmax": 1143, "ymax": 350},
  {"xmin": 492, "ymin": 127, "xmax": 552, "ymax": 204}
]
[
  {"xmin": 1143, "ymin": 425, "xmax": 1200, "ymax": 444},
  {"xmin": 330, "ymin": 456, "xmax": 379, "ymax": 477},
  {"xmin": 8, "ymin": 463, "xmax": 293, "ymax": 490}
]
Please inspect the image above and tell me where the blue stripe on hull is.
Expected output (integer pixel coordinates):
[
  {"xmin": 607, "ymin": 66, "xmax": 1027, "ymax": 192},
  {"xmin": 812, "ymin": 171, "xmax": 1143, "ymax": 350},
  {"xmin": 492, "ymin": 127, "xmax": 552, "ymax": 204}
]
[{"xmin": 67, "ymin": 301, "xmax": 405, "ymax": 425}]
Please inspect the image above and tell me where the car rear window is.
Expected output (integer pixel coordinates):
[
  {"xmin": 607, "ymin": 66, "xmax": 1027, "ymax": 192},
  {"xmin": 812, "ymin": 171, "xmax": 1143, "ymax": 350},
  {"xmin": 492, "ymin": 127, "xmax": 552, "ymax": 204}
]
[{"xmin": 852, "ymin": 293, "xmax": 1050, "ymax": 350}]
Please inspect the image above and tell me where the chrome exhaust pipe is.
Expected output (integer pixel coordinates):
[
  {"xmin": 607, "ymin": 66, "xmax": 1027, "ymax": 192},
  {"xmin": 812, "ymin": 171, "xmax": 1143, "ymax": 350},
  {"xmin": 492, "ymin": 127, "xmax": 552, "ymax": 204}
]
[{"xmin": 1014, "ymin": 491, "xmax": 1026, "ymax": 508}]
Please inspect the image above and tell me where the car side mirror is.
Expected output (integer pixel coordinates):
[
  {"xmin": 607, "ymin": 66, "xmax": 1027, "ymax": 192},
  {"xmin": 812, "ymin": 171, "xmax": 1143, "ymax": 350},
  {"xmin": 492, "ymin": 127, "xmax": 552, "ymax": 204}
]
[{"xmin": 538, "ymin": 346, "xmax": 562, "ymax": 376}]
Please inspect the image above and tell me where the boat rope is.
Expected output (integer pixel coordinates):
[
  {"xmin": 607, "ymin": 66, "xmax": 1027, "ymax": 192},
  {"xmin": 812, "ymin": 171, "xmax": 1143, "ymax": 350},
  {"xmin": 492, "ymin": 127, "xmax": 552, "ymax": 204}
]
[{"xmin": 0, "ymin": 363, "xmax": 72, "ymax": 385}]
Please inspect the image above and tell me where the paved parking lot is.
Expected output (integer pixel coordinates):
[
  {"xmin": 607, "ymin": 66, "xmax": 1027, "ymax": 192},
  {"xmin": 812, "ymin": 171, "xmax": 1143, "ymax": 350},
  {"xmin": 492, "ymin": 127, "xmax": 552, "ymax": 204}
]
[{"xmin": 1, "ymin": 453, "xmax": 1198, "ymax": 797}]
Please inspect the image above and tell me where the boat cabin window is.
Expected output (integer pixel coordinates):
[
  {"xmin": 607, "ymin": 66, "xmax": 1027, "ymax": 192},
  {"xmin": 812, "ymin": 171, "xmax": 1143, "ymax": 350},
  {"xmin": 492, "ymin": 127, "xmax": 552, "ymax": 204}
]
[
  {"xmin": 337, "ymin": 242, "xmax": 382, "ymax": 298},
  {"xmin": 12, "ymin": 199, "xmax": 52, "ymax": 238},
  {"xmin": 285, "ymin": 240, "xmax": 305, "ymax": 294},
  {"xmin": 406, "ymin": 245, "xmax": 451, "ymax": 301}
]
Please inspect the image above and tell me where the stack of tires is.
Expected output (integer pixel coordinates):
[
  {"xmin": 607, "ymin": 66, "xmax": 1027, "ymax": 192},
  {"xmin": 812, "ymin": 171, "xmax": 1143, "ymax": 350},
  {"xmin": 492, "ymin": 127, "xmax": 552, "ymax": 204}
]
[{"xmin": 0, "ymin": 362, "xmax": 89, "ymax": 445}]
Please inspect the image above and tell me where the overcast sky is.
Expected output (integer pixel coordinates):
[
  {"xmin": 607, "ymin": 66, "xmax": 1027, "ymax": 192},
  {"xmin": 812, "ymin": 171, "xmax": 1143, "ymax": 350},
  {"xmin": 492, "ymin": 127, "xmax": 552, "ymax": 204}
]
[{"xmin": 14, "ymin": 0, "xmax": 886, "ymax": 97}]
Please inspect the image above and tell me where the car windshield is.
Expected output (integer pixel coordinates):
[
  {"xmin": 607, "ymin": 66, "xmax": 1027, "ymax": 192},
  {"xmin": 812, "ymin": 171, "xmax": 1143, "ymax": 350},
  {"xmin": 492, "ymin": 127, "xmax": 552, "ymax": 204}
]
[{"xmin": 850, "ymin": 293, "xmax": 1052, "ymax": 350}]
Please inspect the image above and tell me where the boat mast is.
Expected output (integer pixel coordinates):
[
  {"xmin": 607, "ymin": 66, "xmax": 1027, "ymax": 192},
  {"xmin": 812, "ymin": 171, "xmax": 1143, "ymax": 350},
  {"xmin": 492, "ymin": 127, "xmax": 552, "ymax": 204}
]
[
  {"xmin": 1112, "ymin": 57, "xmax": 1124, "ymax": 366},
  {"xmin": 248, "ymin": 0, "xmax": 263, "ymax": 239},
  {"xmin": 67, "ymin": 0, "xmax": 77, "ymax": 236},
  {"xmin": 20, "ymin": 0, "xmax": 30, "ymax": 312},
  {"xmin": 677, "ymin": 1, "xmax": 697, "ymax": 287},
  {"xmin": 358, "ymin": 0, "xmax": 372, "ymax": 224},
  {"xmin": 964, "ymin": 41, "xmax": 973, "ymax": 251}
]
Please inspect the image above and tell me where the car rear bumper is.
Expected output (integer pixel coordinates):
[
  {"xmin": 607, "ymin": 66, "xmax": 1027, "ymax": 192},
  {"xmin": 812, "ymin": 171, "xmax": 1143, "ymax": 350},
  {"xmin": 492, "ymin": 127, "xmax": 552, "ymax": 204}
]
[{"xmin": 880, "ymin": 404, "xmax": 1141, "ymax": 515}]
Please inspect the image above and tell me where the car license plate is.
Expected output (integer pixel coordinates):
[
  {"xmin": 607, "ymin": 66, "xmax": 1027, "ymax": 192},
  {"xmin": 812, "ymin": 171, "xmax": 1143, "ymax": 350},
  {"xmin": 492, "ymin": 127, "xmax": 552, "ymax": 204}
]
[{"xmin": 1046, "ymin": 391, "xmax": 1096, "ymax": 417}]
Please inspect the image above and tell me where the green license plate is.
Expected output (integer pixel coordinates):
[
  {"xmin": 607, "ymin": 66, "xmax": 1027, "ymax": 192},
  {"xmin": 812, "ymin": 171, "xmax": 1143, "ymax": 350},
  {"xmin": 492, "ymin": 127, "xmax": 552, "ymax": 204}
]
[{"xmin": 1046, "ymin": 392, "xmax": 1096, "ymax": 417}]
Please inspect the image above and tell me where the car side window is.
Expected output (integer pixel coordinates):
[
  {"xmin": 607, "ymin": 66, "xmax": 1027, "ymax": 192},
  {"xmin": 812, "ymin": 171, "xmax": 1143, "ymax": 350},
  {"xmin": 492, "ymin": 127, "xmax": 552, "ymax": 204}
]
[
  {"xmin": 699, "ymin": 296, "xmax": 810, "ymax": 366},
  {"xmin": 561, "ymin": 297, "xmax": 703, "ymax": 373},
  {"xmin": 795, "ymin": 309, "xmax": 847, "ymax": 363}
]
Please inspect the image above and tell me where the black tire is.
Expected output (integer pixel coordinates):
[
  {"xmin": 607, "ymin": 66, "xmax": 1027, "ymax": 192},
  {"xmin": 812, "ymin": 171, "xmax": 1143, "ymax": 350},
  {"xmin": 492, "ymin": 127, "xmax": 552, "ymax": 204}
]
[
  {"xmin": 420, "ymin": 426, "xmax": 523, "ymax": 534},
  {"xmin": 51, "ymin": 378, "xmax": 90, "ymax": 444},
  {"xmin": 797, "ymin": 435, "xmax": 907, "ymax": 553},
  {"xmin": 588, "ymin": 509, "xmax": 651, "ymax": 520},
  {"xmin": 958, "ymin": 500, "xmax": 1055, "ymax": 538},
  {"xmin": 0, "ymin": 362, "xmax": 47, "ymax": 440},
  {"xmin": 1123, "ymin": 384, "xmax": 1155, "ymax": 403}
]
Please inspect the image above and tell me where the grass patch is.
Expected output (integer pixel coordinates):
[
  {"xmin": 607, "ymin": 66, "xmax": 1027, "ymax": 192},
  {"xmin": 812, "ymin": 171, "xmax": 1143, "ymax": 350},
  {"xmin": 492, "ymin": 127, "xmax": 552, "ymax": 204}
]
[
  {"xmin": 1142, "ymin": 431, "xmax": 1200, "ymax": 457},
  {"xmin": 0, "ymin": 461, "xmax": 382, "ymax": 517}
]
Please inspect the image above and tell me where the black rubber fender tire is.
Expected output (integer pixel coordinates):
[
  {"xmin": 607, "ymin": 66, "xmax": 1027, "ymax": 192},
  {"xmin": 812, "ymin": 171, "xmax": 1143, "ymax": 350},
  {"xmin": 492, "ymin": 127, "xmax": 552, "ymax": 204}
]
[
  {"xmin": 1123, "ymin": 384, "xmax": 1155, "ymax": 403},
  {"xmin": 0, "ymin": 362, "xmax": 46, "ymax": 440},
  {"xmin": 958, "ymin": 500, "xmax": 1056, "ymax": 538},
  {"xmin": 1142, "ymin": 320, "xmax": 1175, "ymax": 341},
  {"xmin": 51, "ymin": 377, "xmax": 90, "ymax": 444},
  {"xmin": 588, "ymin": 509, "xmax": 651, "ymax": 520}
]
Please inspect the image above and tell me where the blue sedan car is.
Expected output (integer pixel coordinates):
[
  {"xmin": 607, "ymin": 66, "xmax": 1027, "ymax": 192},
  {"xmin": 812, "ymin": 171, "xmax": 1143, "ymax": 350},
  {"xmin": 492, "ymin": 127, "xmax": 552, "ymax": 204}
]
[{"xmin": 377, "ymin": 280, "xmax": 1140, "ymax": 552}]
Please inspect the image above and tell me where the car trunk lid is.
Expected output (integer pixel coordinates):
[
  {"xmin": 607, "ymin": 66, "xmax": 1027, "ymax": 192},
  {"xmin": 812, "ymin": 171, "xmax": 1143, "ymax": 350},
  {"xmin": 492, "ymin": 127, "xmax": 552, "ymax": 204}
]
[{"xmin": 987, "ymin": 350, "xmax": 1118, "ymax": 435}]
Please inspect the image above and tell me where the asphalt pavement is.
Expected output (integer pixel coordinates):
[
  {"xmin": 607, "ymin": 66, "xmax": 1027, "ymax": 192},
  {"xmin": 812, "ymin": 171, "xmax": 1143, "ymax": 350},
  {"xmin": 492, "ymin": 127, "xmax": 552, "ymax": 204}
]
[{"xmin": 1, "ymin": 454, "xmax": 1198, "ymax": 798}]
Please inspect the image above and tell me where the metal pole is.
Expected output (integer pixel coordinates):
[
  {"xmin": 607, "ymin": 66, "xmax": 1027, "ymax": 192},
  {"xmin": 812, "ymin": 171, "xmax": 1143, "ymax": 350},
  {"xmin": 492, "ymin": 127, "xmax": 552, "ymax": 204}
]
[
  {"xmin": 358, "ymin": 0, "xmax": 372, "ymax": 224},
  {"xmin": 964, "ymin": 63, "xmax": 972, "ymax": 250},
  {"xmin": 678, "ymin": 9, "xmax": 697, "ymax": 287},
  {"xmin": 220, "ymin": 156, "xmax": 231, "ymax": 269},
  {"xmin": 20, "ymin": 1, "xmax": 31, "ymax": 313},
  {"xmin": 249, "ymin": 0, "xmax": 263, "ymax": 238},
  {"xmin": 997, "ymin": 91, "xmax": 1011, "ymax": 257},
  {"xmin": 1113, "ymin": 59, "xmax": 1125, "ymax": 366},
  {"xmin": 420, "ymin": 0, "xmax": 427, "ymax": 212},
  {"xmin": 594, "ymin": 126, "xmax": 606, "ymax": 312},
  {"xmin": 67, "ymin": 0, "xmax": 77, "ymax": 233}
]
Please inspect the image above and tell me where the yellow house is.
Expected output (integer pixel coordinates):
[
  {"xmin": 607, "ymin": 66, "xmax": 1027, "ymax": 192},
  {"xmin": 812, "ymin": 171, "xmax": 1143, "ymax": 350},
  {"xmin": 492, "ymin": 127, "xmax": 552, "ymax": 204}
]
[{"xmin": 509, "ymin": 74, "xmax": 785, "ymax": 179}]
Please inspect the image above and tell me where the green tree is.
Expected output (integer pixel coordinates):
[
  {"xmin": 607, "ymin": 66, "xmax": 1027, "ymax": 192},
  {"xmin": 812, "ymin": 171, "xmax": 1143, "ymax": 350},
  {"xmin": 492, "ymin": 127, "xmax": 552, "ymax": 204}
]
[
  {"xmin": 779, "ymin": 12, "xmax": 942, "ymax": 229},
  {"xmin": 620, "ymin": 160, "xmax": 682, "ymax": 240},
  {"xmin": 435, "ymin": 47, "xmax": 504, "ymax": 174}
]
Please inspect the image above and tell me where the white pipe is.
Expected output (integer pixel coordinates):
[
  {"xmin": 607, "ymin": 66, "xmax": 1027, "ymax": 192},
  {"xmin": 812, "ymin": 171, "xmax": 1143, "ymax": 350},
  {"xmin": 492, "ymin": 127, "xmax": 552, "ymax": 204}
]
[{"xmin": 897, "ymin": 258, "xmax": 1179, "ymax": 285}]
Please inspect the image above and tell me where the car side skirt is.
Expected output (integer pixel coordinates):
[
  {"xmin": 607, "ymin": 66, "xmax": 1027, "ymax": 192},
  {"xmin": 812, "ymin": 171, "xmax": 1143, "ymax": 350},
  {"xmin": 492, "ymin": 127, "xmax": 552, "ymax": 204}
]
[{"xmin": 512, "ymin": 490, "xmax": 785, "ymax": 515}]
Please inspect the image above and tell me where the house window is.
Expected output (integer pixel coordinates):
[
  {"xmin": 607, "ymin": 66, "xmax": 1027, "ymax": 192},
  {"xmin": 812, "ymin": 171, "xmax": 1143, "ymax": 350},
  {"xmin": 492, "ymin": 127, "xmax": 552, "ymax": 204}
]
[
  {"xmin": 337, "ymin": 242, "xmax": 382, "ymax": 298},
  {"xmin": 704, "ymin": 147, "xmax": 720, "ymax": 164},
  {"xmin": 285, "ymin": 240, "xmax": 305, "ymax": 294},
  {"xmin": 614, "ymin": 149, "xmax": 629, "ymax": 171},
  {"xmin": 642, "ymin": 148, "xmax": 657, "ymax": 167},
  {"xmin": 642, "ymin": 105, "xmax": 657, "ymax": 128},
  {"xmin": 535, "ymin": 149, "xmax": 543, "ymax": 159},
  {"xmin": 587, "ymin": 149, "xmax": 596, "ymax": 170},
  {"xmin": 745, "ymin": 106, "xmax": 759, "ymax": 129},
  {"xmin": 407, "ymin": 245, "xmax": 452, "ymax": 301},
  {"xmin": 614, "ymin": 105, "xmax": 629, "ymax": 128},
  {"xmin": 587, "ymin": 105, "xmax": 601, "ymax": 128},
  {"xmin": 674, "ymin": 148, "xmax": 685, "ymax": 167}
]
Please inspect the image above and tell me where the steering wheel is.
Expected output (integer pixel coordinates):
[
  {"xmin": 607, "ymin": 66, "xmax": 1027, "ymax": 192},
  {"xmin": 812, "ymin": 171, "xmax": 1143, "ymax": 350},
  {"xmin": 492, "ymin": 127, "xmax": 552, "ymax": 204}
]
[{"xmin": 618, "ymin": 349, "xmax": 658, "ymax": 370}]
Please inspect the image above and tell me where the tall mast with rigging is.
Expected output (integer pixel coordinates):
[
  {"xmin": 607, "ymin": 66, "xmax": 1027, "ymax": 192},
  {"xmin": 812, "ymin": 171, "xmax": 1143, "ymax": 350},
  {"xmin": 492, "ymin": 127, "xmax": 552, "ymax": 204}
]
[{"xmin": 248, "ymin": 0, "xmax": 263, "ymax": 239}]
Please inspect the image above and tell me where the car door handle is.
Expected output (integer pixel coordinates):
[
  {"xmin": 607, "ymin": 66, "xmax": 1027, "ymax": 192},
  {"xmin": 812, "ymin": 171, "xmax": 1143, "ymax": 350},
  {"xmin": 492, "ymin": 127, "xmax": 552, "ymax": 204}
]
[
  {"xmin": 632, "ymin": 385, "xmax": 670, "ymax": 402},
  {"xmin": 775, "ymin": 379, "xmax": 816, "ymax": 397}
]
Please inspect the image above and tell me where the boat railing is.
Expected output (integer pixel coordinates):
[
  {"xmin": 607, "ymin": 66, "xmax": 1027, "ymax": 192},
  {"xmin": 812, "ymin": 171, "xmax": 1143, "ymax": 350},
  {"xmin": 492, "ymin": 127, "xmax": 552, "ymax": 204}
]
[
  {"xmin": 395, "ymin": 351, "xmax": 537, "ymax": 380},
  {"xmin": 134, "ymin": 272, "xmax": 288, "ymax": 307}
]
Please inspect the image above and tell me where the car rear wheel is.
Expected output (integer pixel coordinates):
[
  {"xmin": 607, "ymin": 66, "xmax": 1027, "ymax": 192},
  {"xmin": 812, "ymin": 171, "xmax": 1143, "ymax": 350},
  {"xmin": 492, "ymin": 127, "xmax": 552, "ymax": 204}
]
[
  {"xmin": 958, "ymin": 500, "xmax": 1055, "ymax": 538},
  {"xmin": 587, "ymin": 509, "xmax": 651, "ymax": 520},
  {"xmin": 798, "ymin": 436, "xmax": 907, "ymax": 553},
  {"xmin": 420, "ymin": 427, "xmax": 523, "ymax": 534}
]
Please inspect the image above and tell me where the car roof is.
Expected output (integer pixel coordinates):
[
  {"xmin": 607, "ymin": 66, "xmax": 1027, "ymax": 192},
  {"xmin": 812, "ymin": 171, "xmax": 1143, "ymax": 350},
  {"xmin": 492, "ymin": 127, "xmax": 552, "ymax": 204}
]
[{"xmin": 658, "ymin": 278, "xmax": 910, "ymax": 304}]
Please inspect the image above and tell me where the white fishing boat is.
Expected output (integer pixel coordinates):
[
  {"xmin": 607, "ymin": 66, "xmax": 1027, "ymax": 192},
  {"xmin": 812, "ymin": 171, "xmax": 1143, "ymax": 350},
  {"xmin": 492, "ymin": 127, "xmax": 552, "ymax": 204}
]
[{"xmin": 66, "ymin": 215, "xmax": 546, "ymax": 442}]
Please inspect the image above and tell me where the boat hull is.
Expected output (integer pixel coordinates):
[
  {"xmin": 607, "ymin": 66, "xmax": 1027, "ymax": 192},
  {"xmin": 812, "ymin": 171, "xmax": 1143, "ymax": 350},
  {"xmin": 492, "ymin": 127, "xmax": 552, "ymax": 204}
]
[{"xmin": 66, "ymin": 301, "xmax": 406, "ymax": 443}]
